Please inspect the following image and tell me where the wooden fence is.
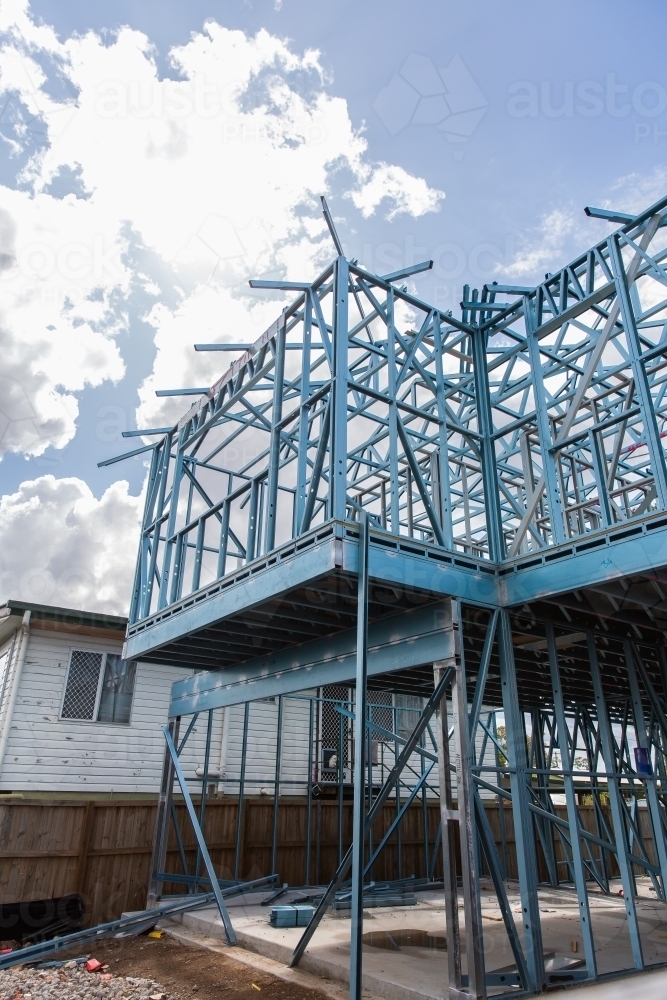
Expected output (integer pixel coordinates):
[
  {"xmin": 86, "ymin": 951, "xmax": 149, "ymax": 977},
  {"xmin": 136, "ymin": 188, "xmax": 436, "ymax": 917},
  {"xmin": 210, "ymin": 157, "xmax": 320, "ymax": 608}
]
[{"xmin": 0, "ymin": 797, "xmax": 658, "ymax": 928}]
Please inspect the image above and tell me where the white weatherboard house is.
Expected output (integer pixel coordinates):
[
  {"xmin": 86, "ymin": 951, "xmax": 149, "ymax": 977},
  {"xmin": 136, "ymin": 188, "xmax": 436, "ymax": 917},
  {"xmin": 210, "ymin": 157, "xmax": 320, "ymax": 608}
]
[
  {"xmin": 0, "ymin": 600, "xmax": 320, "ymax": 798},
  {"xmin": 0, "ymin": 600, "xmax": 496, "ymax": 801}
]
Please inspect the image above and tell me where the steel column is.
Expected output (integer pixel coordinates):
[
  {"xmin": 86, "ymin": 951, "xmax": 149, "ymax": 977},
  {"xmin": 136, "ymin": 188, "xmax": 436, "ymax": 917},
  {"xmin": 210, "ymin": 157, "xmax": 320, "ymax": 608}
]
[
  {"xmin": 452, "ymin": 604, "xmax": 485, "ymax": 999},
  {"xmin": 350, "ymin": 512, "xmax": 369, "ymax": 1000},
  {"xmin": 497, "ymin": 610, "xmax": 544, "ymax": 991},
  {"xmin": 588, "ymin": 632, "xmax": 644, "ymax": 969},
  {"xmin": 234, "ymin": 702, "xmax": 250, "ymax": 882},
  {"xmin": 625, "ymin": 641, "xmax": 667, "ymax": 896},
  {"xmin": 271, "ymin": 695, "xmax": 284, "ymax": 878},
  {"xmin": 433, "ymin": 598, "xmax": 464, "ymax": 998},
  {"xmin": 331, "ymin": 256, "xmax": 349, "ymax": 522},
  {"xmin": 147, "ymin": 715, "xmax": 180, "ymax": 908},
  {"xmin": 547, "ymin": 624, "xmax": 597, "ymax": 979}
]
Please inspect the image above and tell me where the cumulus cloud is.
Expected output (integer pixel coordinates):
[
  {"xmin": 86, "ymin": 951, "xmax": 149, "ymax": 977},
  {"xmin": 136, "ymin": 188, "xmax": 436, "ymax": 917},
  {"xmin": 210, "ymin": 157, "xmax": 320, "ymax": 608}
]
[
  {"xmin": 0, "ymin": 1, "xmax": 445, "ymax": 611},
  {"xmin": 0, "ymin": 3, "xmax": 445, "ymax": 438},
  {"xmin": 0, "ymin": 475, "xmax": 142, "ymax": 614},
  {"xmin": 348, "ymin": 163, "xmax": 445, "ymax": 220}
]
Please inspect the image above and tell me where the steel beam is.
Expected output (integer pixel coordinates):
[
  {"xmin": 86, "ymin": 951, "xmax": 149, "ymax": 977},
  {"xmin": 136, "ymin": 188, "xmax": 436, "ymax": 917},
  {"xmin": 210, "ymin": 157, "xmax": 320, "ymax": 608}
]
[{"xmin": 168, "ymin": 602, "xmax": 452, "ymax": 716}]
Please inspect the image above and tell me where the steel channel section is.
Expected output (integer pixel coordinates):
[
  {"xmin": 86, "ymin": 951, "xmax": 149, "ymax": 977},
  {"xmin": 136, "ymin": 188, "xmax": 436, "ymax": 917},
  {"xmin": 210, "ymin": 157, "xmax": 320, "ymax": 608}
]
[
  {"xmin": 193, "ymin": 709, "xmax": 214, "ymax": 890},
  {"xmin": 169, "ymin": 602, "xmax": 453, "ymax": 716},
  {"xmin": 523, "ymin": 297, "xmax": 565, "ymax": 546},
  {"xmin": 454, "ymin": 604, "xmax": 485, "ymax": 999},
  {"xmin": 433, "ymin": 603, "xmax": 464, "ymax": 997},
  {"xmin": 271, "ymin": 695, "xmax": 284, "ymax": 878},
  {"xmin": 546, "ymin": 624, "xmax": 597, "ymax": 980},
  {"xmin": 147, "ymin": 715, "xmax": 180, "ymax": 907},
  {"xmin": 625, "ymin": 642, "xmax": 667, "ymax": 898},
  {"xmin": 470, "ymin": 327, "xmax": 504, "ymax": 562},
  {"xmin": 350, "ymin": 512, "xmax": 369, "ymax": 1000},
  {"xmin": 497, "ymin": 610, "xmax": 544, "ymax": 992},
  {"xmin": 234, "ymin": 702, "xmax": 250, "ymax": 882},
  {"xmin": 587, "ymin": 633, "xmax": 644, "ymax": 969}
]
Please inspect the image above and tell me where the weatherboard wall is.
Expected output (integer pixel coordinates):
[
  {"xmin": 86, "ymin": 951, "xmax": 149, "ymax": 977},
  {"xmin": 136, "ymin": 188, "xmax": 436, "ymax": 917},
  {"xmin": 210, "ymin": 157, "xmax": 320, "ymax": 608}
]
[{"xmin": 0, "ymin": 626, "xmax": 217, "ymax": 794}]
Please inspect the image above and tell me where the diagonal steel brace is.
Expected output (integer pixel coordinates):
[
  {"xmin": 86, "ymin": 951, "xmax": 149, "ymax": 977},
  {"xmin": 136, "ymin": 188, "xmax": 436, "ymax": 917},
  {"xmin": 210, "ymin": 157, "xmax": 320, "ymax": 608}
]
[
  {"xmin": 162, "ymin": 724, "xmax": 237, "ymax": 945},
  {"xmin": 290, "ymin": 665, "xmax": 454, "ymax": 967}
]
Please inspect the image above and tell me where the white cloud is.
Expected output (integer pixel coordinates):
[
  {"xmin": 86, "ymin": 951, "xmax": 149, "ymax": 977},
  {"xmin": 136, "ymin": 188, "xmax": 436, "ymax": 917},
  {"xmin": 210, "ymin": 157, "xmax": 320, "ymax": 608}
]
[
  {"xmin": 0, "ymin": 475, "xmax": 142, "ymax": 614},
  {"xmin": 502, "ymin": 166, "xmax": 667, "ymax": 284},
  {"xmin": 0, "ymin": 1, "xmax": 445, "ymax": 611},
  {"xmin": 0, "ymin": 2, "xmax": 446, "ymax": 442},
  {"xmin": 606, "ymin": 166, "xmax": 667, "ymax": 216},
  {"xmin": 504, "ymin": 207, "xmax": 579, "ymax": 279},
  {"xmin": 348, "ymin": 163, "xmax": 445, "ymax": 220}
]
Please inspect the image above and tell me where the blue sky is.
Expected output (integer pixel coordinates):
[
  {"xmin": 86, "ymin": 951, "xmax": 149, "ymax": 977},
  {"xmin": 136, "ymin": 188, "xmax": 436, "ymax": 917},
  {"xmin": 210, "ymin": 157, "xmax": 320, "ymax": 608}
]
[{"xmin": 0, "ymin": 0, "xmax": 666, "ymax": 611}]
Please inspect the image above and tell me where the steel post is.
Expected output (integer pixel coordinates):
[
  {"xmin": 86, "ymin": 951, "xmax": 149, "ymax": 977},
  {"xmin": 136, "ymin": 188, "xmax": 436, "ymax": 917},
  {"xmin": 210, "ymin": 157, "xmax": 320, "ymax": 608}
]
[
  {"xmin": 234, "ymin": 702, "xmax": 250, "ymax": 882},
  {"xmin": 271, "ymin": 695, "xmax": 284, "ymax": 878},
  {"xmin": 497, "ymin": 611, "xmax": 544, "ymax": 991},
  {"xmin": 452, "ymin": 605, "xmax": 485, "ymax": 998},
  {"xmin": 625, "ymin": 641, "xmax": 667, "ymax": 897},
  {"xmin": 588, "ymin": 632, "xmax": 644, "ymax": 969},
  {"xmin": 350, "ymin": 512, "xmax": 369, "ymax": 1000},
  {"xmin": 547, "ymin": 624, "xmax": 597, "ymax": 979},
  {"xmin": 147, "ymin": 716, "xmax": 181, "ymax": 908}
]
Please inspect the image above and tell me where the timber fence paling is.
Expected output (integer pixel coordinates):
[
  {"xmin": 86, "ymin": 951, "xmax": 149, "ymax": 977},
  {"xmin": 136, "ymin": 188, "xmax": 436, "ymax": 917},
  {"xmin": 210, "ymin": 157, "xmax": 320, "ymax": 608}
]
[{"xmin": 0, "ymin": 799, "xmax": 654, "ymax": 927}]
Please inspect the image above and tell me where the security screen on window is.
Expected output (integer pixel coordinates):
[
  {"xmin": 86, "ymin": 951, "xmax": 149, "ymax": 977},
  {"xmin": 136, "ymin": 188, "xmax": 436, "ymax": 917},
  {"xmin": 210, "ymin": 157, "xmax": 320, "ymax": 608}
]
[{"xmin": 61, "ymin": 650, "xmax": 136, "ymax": 724}]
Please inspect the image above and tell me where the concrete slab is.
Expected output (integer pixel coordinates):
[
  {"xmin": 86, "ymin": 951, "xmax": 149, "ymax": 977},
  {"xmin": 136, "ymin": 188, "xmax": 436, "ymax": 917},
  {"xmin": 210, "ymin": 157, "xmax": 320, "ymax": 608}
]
[{"xmin": 163, "ymin": 885, "xmax": 667, "ymax": 1000}]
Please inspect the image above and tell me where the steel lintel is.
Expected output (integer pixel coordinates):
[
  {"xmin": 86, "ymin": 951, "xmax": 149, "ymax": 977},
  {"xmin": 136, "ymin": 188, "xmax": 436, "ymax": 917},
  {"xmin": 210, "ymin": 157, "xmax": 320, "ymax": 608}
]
[{"xmin": 169, "ymin": 601, "xmax": 453, "ymax": 716}]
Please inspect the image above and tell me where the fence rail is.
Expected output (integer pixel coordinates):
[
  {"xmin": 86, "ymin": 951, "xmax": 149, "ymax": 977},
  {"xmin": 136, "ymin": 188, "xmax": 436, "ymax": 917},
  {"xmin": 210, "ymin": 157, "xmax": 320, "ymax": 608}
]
[{"xmin": 0, "ymin": 797, "xmax": 653, "ymax": 928}]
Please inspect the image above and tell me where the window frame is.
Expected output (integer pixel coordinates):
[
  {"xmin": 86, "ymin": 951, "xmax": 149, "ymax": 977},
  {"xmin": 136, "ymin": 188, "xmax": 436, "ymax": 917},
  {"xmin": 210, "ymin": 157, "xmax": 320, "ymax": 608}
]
[{"xmin": 59, "ymin": 648, "xmax": 136, "ymax": 726}]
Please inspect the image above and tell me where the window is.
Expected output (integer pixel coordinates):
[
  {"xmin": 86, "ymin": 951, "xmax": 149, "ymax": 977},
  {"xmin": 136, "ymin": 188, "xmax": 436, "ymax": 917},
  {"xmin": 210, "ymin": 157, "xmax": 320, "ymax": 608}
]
[
  {"xmin": 396, "ymin": 694, "xmax": 425, "ymax": 742},
  {"xmin": 61, "ymin": 650, "xmax": 136, "ymax": 725},
  {"xmin": 98, "ymin": 655, "xmax": 137, "ymax": 724}
]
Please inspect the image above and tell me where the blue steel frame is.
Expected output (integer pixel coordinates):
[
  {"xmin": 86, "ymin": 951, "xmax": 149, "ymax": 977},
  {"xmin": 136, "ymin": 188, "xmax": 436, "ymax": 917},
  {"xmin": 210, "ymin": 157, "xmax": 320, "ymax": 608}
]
[
  {"xmin": 113, "ymin": 193, "xmax": 667, "ymax": 628},
  {"xmin": 108, "ymin": 195, "xmax": 667, "ymax": 1000}
]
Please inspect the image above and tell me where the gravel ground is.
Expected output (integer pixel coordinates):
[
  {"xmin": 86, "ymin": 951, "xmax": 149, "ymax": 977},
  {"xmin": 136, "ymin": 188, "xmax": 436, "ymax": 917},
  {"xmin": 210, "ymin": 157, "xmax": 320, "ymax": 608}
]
[
  {"xmin": 0, "ymin": 964, "xmax": 173, "ymax": 1000},
  {"xmin": 0, "ymin": 933, "xmax": 332, "ymax": 1000}
]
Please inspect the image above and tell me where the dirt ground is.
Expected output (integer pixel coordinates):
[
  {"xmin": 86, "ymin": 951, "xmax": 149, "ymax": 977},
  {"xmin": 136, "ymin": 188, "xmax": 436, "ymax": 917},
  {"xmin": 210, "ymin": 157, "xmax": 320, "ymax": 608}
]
[{"xmin": 54, "ymin": 933, "xmax": 332, "ymax": 1000}]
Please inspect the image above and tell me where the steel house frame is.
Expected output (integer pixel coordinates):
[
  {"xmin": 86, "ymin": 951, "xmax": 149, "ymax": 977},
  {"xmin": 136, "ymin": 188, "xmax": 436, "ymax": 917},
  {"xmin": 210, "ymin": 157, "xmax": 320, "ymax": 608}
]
[{"xmin": 111, "ymin": 195, "xmax": 667, "ymax": 999}]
